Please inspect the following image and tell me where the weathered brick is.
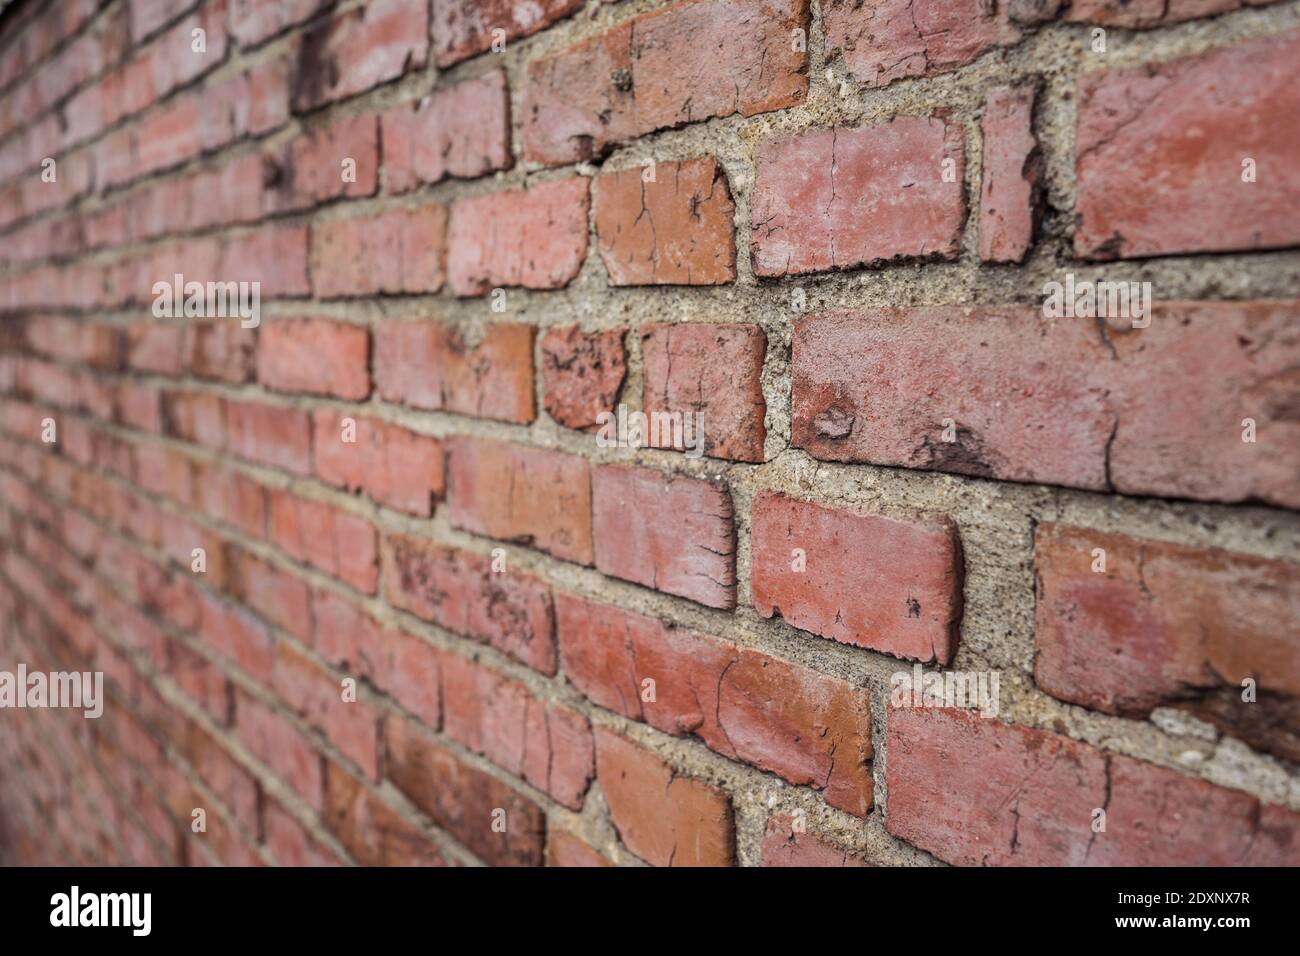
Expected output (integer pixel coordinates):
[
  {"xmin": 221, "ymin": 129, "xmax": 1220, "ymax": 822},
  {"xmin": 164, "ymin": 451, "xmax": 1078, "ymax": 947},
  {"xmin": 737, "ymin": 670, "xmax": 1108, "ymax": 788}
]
[
  {"xmin": 310, "ymin": 205, "xmax": 447, "ymax": 297},
  {"xmin": 823, "ymin": 0, "xmax": 1020, "ymax": 89},
  {"xmin": 446, "ymin": 178, "xmax": 589, "ymax": 297},
  {"xmin": 234, "ymin": 689, "xmax": 323, "ymax": 810},
  {"xmin": 751, "ymin": 492, "xmax": 963, "ymax": 664},
  {"xmin": 522, "ymin": 0, "xmax": 810, "ymax": 165},
  {"xmin": 312, "ymin": 411, "xmax": 444, "ymax": 516},
  {"xmin": 268, "ymin": 491, "xmax": 379, "ymax": 593},
  {"xmin": 384, "ymin": 715, "xmax": 546, "ymax": 866},
  {"xmin": 540, "ymin": 325, "xmax": 626, "ymax": 431},
  {"xmin": 224, "ymin": 399, "xmax": 312, "ymax": 475},
  {"xmin": 322, "ymin": 759, "xmax": 446, "ymax": 866},
  {"xmin": 447, "ymin": 439, "xmax": 593, "ymax": 565},
  {"xmin": 431, "ymin": 0, "xmax": 583, "ymax": 67},
  {"xmin": 761, "ymin": 815, "xmax": 868, "ymax": 867},
  {"xmin": 594, "ymin": 727, "xmax": 733, "ymax": 867},
  {"xmin": 382, "ymin": 532, "xmax": 557, "ymax": 674},
  {"xmin": 1066, "ymin": 0, "xmax": 1273, "ymax": 27},
  {"xmin": 257, "ymin": 317, "xmax": 370, "ymax": 399},
  {"xmin": 1035, "ymin": 523, "xmax": 1300, "ymax": 762},
  {"xmin": 978, "ymin": 83, "xmax": 1041, "ymax": 263},
  {"xmin": 269, "ymin": 113, "xmax": 379, "ymax": 209},
  {"xmin": 751, "ymin": 117, "xmax": 966, "ymax": 277},
  {"xmin": 273, "ymin": 641, "xmax": 382, "ymax": 779},
  {"xmin": 290, "ymin": 0, "xmax": 429, "ymax": 112},
  {"xmin": 546, "ymin": 830, "xmax": 613, "ymax": 867},
  {"xmin": 1076, "ymin": 31, "xmax": 1300, "ymax": 259},
  {"xmin": 640, "ymin": 322, "xmax": 766, "ymax": 462},
  {"xmin": 593, "ymin": 157, "xmax": 736, "ymax": 286},
  {"xmin": 557, "ymin": 593, "xmax": 874, "ymax": 815},
  {"xmin": 374, "ymin": 319, "xmax": 535, "ymax": 423},
  {"xmin": 440, "ymin": 653, "xmax": 593, "ymax": 808},
  {"xmin": 886, "ymin": 706, "xmax": 1300, "ymax": 866},
  {"xmin": 382, "ymin": 71, "xmax": 512, "ymax": 191},
  {"xmin": 592, "ymin": 464, "xmax": 735, "ymax": 609}
]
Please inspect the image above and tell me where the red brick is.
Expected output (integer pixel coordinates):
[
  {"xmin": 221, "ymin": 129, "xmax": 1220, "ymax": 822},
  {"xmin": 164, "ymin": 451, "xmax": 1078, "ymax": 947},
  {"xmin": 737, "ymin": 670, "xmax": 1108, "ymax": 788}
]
[
  {"xmin": 1035, "ymin": 523, "xmax": 1300, "ymax": 762},
  {"xmin": 200, "ymin": 593, "xmax": 275, "ymax": 681},
  {"xmin": 382, "ymin": 532, "xmax": 556, "ymax": 674},
  {"xmin": 312, "ymin": 410, "xmax": 444, "ymax": 516},
  {"xmin": 751, "ymin": 492, "xmax": 963, "ymax": 664},
  {"xmin": 440, "ymin": 653, "xmax": 594, "ymax": 809},
  {"xmin": 270, "ymin": 113, "xmax": 379, "ymax": 209},
  {"xmin": 235, "ymin": 689, "xmax": 323, "ymax": 810},
  {"xmin": 184, "ymin": 322, "xmax": 255, "ymax": 383},
  {"xmin": 522, "ymin": 0, "xmax": 810, "ymax": 165},
  {"xmin": 824, "ymin": 0, "xmax": 1020, "ymax": 89},
  {"xmin": 373, "ymin": 320, "xmax": 535, "ymax": 423},
  {"xmin": 447, "ymin": 439, "xmax": 593, "ymax": 565},
  {"xmin": 219, "ymin": 224, "xmax": 310, "ymax": 297},
  {"xmin": 593, "ymin": 157, "xmax": 736, "ymax": 286},
  {"xmin": 540, "ymin": 325, "xmax": 626, "ymax": 431},
  {"xmin": 264, "ymin": 799, "xmax": 342, "ymax": 866},
  {"xmin": 1066, "ymin": 0, "xmax": 1272, "ymax": 27},
  {"xmin": 752, "ymin": 117, "xmax": 966, "ymax": 277},
  {"xmin": 194, "ymin": 461, "xmax": 267, "ymax": 539},
  {"xmin": 224, "ymin": 399, "xmax": 312, "ymax": 475},
  {"xmin": 268, "ymin": 491, "xmax": 379, "ymax": 593},
  {"xmin": 431, "ymin": 0, "xmax": 582, "ymax": 66},
  {"xmin": 257, "ymin": 317, "xmax": 370, "ymax": 399},
  {"xmin": 761, "ymin": 815, "xmax": 868, "ymax": 867},
  {"xmin": 1105, "ymin": 301, "xmax": 1300, "ymax": 508},
  {"xmin": 886, "ymin": 706, "xmax": 1300, "ymax": 866},
  {"xmin": 978, "ymin": 83, "xmax": 1041, "ymax": 263},
  {"xmin": 557, "ymin": 593, "xmax": 873, "ymax": 815},
  {"xmin": 290, "ymin": 0, "xmax": 429, "ymax": 112},
  {"xmin": 591, "ymin": 464, "xmax": 734, "ymax": 608},
  {"xmin": 310, "ymin": 205, "xmax": 447, "ymax": 297},
  {"xmin": 447, "ymin": 178, "xmax": 589, "ymax": 297},
  {"xmin": 322, "ymin": 759, "xmax": 446, "ymax": 866},
  {"xmin": 384, "ymin": 715, "xmax": 546, "ymax": 866},
  {"xmin": 227, "ymin": 548, "xmax": 313, "ymax": 642},
  {"xmin": 230, "ymin": 0, "xmax": 331, "ymax": 46},
  {"xmin": 1076, "ymin": 31, "xmax": 1300, "ymax": 259},
  {"xmin": 594, "ymin": 728, "xmax": 733, "ymax": 867},
  {"xmin": 382, "ymin": 71, "xmax": 512, "ymax": 191},
  {"xmin": 273, "ymin": 641, "xmax": 381, "ymax": 779},
  {"xmin": 640, "ymin": 322, "xmax": 766, "ymax": 462},
  {"xmin": 546, "ymin": 830, "xmax": 612, "ymax": 867}
]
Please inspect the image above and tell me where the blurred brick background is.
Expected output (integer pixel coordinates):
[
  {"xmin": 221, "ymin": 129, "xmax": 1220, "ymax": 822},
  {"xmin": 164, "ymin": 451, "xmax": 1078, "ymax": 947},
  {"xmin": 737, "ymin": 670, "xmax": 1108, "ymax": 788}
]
[{"xmin": 0, "ymin": 0, "xmax": 1297, "ymax": 866}]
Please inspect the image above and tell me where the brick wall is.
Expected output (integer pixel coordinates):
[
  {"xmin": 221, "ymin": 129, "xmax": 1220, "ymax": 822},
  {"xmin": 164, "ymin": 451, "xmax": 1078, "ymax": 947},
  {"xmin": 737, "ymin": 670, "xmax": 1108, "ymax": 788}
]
[{"xmin": 0, "ymin": 0, "xmax": 1297, "ymax": 867}]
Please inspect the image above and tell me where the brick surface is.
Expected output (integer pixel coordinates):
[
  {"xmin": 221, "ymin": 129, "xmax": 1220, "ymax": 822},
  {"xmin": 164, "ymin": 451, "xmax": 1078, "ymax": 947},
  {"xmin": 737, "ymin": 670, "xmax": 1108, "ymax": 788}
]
[
  {"xmin": 312, "ymin": 411, "xmax": 445, "ymax": 517},
  {"xmin": 540, "ymin": 325, "xmax": 627, "ymax": 431},
  {"xmin": 310, "ymin": 205, "xmax": 447, "ymax": 297},
  {"xmin": 382, "ymin": 71, "xmax": 512, "ymax": 191},
  {"xmin": 824, "ymin": 0, "xmax": 1020, "ymax": 89},
  {"xmin": 887, "ymin": 707, "xmax": 1300, "ymax": 866},
  {"xmin": 761, "ymin": 815, "xmax": 868, "ymax": 867},
  {"xmin": 593, "ymin": 157, "xmax": 736, "ymax": 286},
  {"xmin": 978, "ymin": 83, "xmax": 1041, "ymax": 263},
  {"xmin": 1035, "ymin": 523, "xmax": 1300, "ymax": 762},
  {"xmin": 447, "ymin": 178, "xmax": 589, "ymax": 297},
  {"xmin": 592, "ymin": 464, "xmax": 736, "ymax": 609},
  {"xmin": 557, "ymin": 593, "xmax": 874, "ymax": 815},
  {"xmin": 751, "ymin": 117, "xmax": 966, "ymax": 276},
  {"xmin": 431, "ymin": 0, "xmax": 583, "ymax": 67},
  {"xmin": 257, "ymin": 317, "xmax": 370, "ymax": 400},
  {"xmin": 374, "ymin": 319, "xmax": 535, "ymax": 423},
  {"xmin": 594, "ymin": 728, "xmax": 734, "ymax": 867},
  {"xmin": 751, "ymin": 492, "xmax": 963, "ymax": 664},
  {"xmin": 1076, "ymin": 31, "xmax": 1300, "ymax": 259},
  {"xmin": 640, "ymin": 322, "xmax": 766, "ymax": 462},
  {"xmin": 290, "ymin": 0, "xmax": 429, "ymax": 112},
  {"xmin": 522, "ymin": 0, "xmax": 810, "ymax": 165},
  {"xmin": 447, "ymin": 439, "xmax": 593, "ymax": 565}
]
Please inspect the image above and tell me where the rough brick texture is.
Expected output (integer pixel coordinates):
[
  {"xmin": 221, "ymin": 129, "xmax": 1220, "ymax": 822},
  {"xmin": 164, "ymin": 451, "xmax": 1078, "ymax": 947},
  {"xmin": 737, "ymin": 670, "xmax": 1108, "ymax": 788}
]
[{"xmin": 1, "ymin": 0, "xmax": 1296, "ymax": 872}]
